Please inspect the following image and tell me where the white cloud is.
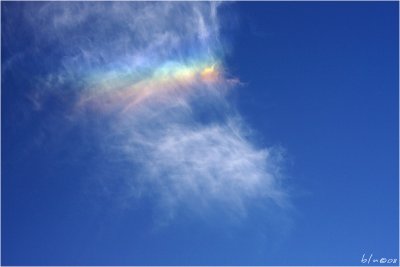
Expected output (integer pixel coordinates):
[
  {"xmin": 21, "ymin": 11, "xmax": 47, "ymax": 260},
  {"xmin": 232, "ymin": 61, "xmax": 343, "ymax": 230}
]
[
  {"xmin": 127, "ymin": 121, "xmax": 286, "ymax": 218},
  {"xmin": 23, "ymin": 2, "xmax": 289, "ymax": 222}
]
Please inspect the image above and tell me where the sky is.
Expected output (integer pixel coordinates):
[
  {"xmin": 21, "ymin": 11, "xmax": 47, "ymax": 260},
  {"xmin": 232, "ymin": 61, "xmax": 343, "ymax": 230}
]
[{"xmin": 1, "ymin": 1, "xmax": 399, "ymax": 266}]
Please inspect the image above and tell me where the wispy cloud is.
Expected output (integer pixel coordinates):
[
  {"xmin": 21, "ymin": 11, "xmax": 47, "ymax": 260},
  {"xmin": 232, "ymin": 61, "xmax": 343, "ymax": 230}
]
[{"xmin": 23, "ymin": 2, "xmax": 289, "ymax": 222}]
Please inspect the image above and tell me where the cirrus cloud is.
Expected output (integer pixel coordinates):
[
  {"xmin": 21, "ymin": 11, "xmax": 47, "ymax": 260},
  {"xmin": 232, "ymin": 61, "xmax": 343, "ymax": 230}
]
[{"xmin": 20, "ymin": 1, "xmax": 289, "ymax": 222}]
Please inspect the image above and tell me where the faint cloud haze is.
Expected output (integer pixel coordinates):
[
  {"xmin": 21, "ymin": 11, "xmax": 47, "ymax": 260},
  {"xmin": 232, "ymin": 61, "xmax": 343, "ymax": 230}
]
[{"xmin": 23, "ymin": 2, "xmax": 289, "ymax": 221}]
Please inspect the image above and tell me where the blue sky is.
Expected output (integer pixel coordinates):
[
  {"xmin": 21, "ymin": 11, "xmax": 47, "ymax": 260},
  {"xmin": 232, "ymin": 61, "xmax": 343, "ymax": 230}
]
[{"xmin": 2, "ymin": 2, "xmax": 399, "ymax": 266}]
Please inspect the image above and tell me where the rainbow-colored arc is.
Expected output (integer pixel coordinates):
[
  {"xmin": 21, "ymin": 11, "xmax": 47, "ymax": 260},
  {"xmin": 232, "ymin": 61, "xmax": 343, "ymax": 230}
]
[{"xmin": 78, "ymin": 59, "xmax": 222, "ymax": 112}]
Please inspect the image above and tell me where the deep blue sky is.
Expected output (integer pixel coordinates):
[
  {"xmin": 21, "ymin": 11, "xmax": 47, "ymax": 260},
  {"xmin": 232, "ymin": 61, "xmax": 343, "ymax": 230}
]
[{"xmin": 2, "ymin": 2, "xmax": 399, "ymax": 266}]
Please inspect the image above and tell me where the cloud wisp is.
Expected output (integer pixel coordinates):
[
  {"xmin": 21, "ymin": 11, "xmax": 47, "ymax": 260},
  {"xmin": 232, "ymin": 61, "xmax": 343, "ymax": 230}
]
[{"xmin": 25, "ymin": 2, "xmax": 288, "ymax": 221}]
